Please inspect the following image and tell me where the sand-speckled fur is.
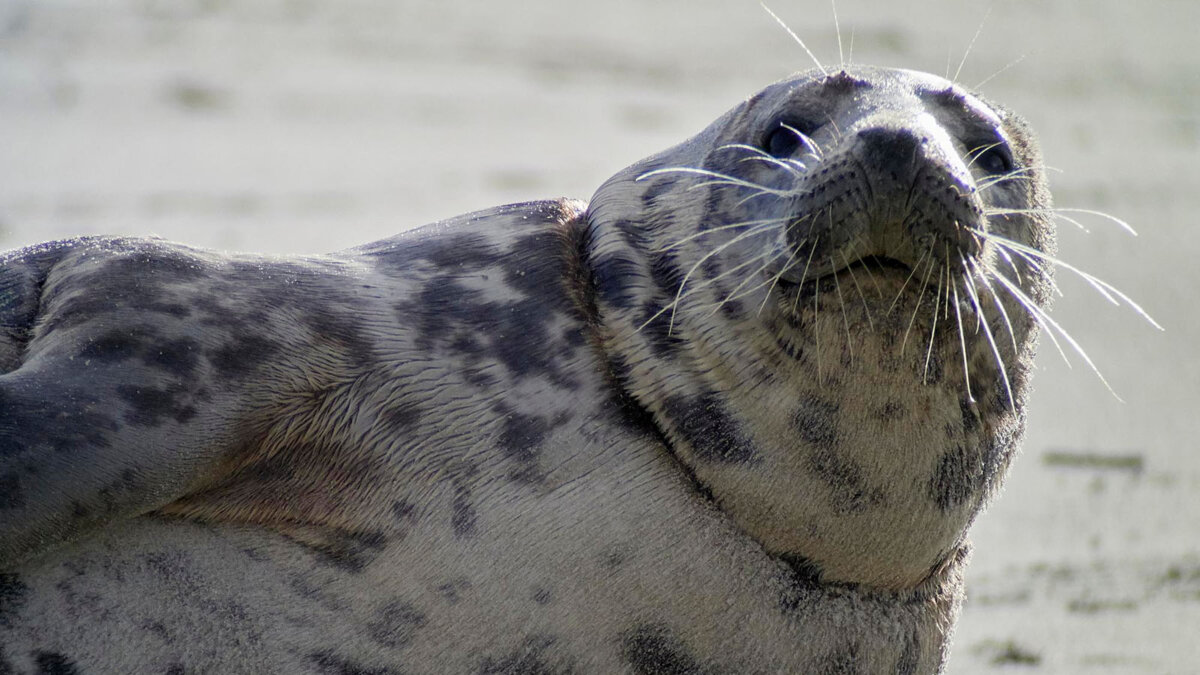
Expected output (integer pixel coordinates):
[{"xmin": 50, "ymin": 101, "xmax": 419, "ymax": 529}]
[{"xmin": 0, "ymin": 67, "xmax": 1053, "ymax": 674}]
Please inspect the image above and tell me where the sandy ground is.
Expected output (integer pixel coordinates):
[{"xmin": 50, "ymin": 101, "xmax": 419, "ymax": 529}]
[{"xmin": 1, "ymin": 1, "xmax": 1197, "ymax": 672}]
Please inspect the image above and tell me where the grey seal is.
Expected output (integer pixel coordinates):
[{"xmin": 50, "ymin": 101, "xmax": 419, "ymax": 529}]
[{"xmin": 0, "ymin": 66, "xmax": 1053, "ymax": 674}]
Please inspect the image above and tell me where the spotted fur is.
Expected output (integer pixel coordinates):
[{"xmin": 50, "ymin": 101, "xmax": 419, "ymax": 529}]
[{"xmin": 0, "ymin": 67, "xmax": 1053, "ymax": 673}]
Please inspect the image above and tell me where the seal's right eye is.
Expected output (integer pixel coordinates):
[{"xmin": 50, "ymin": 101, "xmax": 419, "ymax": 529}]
[{"xmin": 764, "ymin": 121, "xmax": 817, "ymax": 158}]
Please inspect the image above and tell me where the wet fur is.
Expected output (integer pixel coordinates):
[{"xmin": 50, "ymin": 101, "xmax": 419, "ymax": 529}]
[{"xmin": 0, "ymin": 67, "xmax": 1053, "ymax": 673}]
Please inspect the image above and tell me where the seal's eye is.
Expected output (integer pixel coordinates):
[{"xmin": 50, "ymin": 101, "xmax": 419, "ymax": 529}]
[
  {"xmin": 764, "ymin": 121, "xmax": 817, "ymax": 158},
  {"xmin": 972, "ymin": 143, "xmax": 1014, "ymax": 175}
]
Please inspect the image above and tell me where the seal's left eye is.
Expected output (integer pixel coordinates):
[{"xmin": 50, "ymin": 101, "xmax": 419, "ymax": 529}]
[
  {"xmin": 973, "ymin": 143, "xmax": 1014, "ymax": 175},
  {"xmin": 764, "ymin": 121, "xmax": 816, "ymax": 158}
]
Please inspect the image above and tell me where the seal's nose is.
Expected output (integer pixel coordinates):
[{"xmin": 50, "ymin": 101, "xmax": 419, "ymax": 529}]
[{"xmin": 855, "ymin": 126, "xmax": 924, "ymax": 179}]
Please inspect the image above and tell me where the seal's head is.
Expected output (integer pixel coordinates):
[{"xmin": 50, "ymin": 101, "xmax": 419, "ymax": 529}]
[{"xmin": 586, "ymin": 66, "xmax": 1055, "ymax": 590}]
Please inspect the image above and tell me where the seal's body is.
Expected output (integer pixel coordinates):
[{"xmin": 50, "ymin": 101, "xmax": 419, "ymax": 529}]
[{"xmin": 0, "ymin": 67, "xmax": 1052, "ymax": 674}]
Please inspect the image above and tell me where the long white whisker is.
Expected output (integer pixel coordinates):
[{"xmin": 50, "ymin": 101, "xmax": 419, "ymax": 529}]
[
  {"xmin": 706, "ymin": 251, "xmax": 782, "ymax": 316},
  {"xmin": 959, "ymin": 260, "xmax": 985, "ymax": 334},
  {"xmin": 831, "ymin": 0, "xmax": 844, "ymax": 66},
  {"xmin": 839, "ymin": 245, "xmax": 875, "ymax": 330},
  {"xmin": 953, "ymin": 6, "xmax": 991, "ymax": 83},
  {"xmin": 991, "ymin": 270, "xmax": 1123, "ymax": 400},
  {"xmin": 719, "ymin": 143, "xmax": 810, "ymax": 174},
  {"xmin": 901, "ymin": 245, "xmax": 937, "ymax": 353},
  {"xmin": 967, "ymin": 257, "xmax": 1018, "ymax": 353},
  {"xmin": 950, "ymin": 279, "xmax": 975, "ymax": 403},
  {"xmin": 656, "ymin": 217, "xmax": 789, "ymax": 252},
  {"xmin": 758, "ymin": 240, "xmax": 806, "ymax": 316},
  {"xmin": 964, "ymin": 141, "xmax": 1004, "ymax": 171},
  {"xmin": 923, "ymin": 265, "xmax": 944, "ymax": 384},
  {"xmin": 974, "ymin": 53, "xmax": 1027, "ymax": 90},
  {"xmin": 976, "ymin": 230, "xmax": 1162, "ymax": 330},
  {"xmin": 984, "ymin": 207, "xmax": 1137, "ymax": 236},
  {"xmin": 963, "ymin": 274, "xmax": 1014, "ymax": 409},
  {"xmin": 792, "ymin": 234, "xmax": 821, "ymax": 315},
  {"xmin": 831, "ymin": 254, "xmax": 855, "ymax": 361},
  {"xmin": 637, "ymin": 167, "xmax": 791, "ymax": 196},
  {"xmin": 636, "ymin": 222, "xmax": 777, "ymax": 334},
  {"xmin": 761, "ymin": 3, "xmax": 828, "ymax": 77},
  {"xmin": 781, "ymin": 123, "xmax": 825, "ymax": 161}
]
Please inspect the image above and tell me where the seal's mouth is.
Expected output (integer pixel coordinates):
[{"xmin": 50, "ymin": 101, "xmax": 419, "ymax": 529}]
[
  {"xmin": 841, "ymin": 255, "xmax": 910, "ymax": 274},
  {"xmin": 804, "ymin": 254, "xmax": 911, "ymax": 284}
]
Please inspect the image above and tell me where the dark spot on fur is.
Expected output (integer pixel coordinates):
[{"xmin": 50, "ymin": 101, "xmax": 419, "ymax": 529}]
[
  {"xmin": 780, "ymin": 554, "xmax": 825, "ymax": 587},
  {"xmin": 0, "ymin": 573, "xmax": 28, "ymax": 628},
  {"xmin": 590, "ymin": 251, "xmax": 641, "ymax": 310},
  {"xmin": 918, "ymin": 340, "xmax": 944, "ymax": 384},
  {"xmin": 495, "ymin": 407, "xmax": 555, "ymax": 483},
  {"xmin": 601, "ymin": 544, "xmax": 633, "ymax": 570},
  {"xmin": 807, "ymin": 444, "xmax": 886, "ymax": 513},
  {"xmin": 116, "ymin": 383, "xmax": 197, "ymax": 426},
  {"xmin": 640, "ymin": 177, "xmax": 677, "ymax": 208},
  {"xmin": 622, "ymin": 623, "xmax": 711, "ymax": 675},
  {"xmin": 877, "ymin": 400, "xmax": 907, "ymax": 420},
  {"xmin": 896, "ymin": 629, "xmax": 921, "ymax": 675},
  {"xmin": 33, "ymin": 652, "xmax": 81, "ymax": 675},
  {"xmin": 301, "ymin": 312, "xmax": 375, "ymax": 370},
  {"xmin": 0, "ymin": 385, "xmax": 119, "ymax": 455},
  {"xmin": 293, "ymin": 529, "xmax": 388, "ymax": 573},
  {"xmin": 930, "ymin": 444, "xmax": 983, "ymax": 511},
  {"xmin": 436, "ymin": 577, "xmax": 471, "ymax": 605},
  {"xmin": 143, "ymin": 338, "xmax": 202, "ymax": 379},
  {"xmin": 476, "ymin": 635, "xmax": 574, "ymax": 675},
  {"xmin": 400, "ymin": 271, "xmax": 574, "ymax": 388},
  {"xmin": 368, "ymin": 601, "xmax": 427, "ymax": 650},
  {"xmin": 209, "ymin": 334, "xmax": 279, "ymax": 379},
  {"xmin": 615, "ymin": 218, "xmax": 653, "ymax": 251},
  {"xmin": 716, "ymin": 295, "xmax": 743, "ymax": 319},
  {"xmin": 663, "ymin": 391, "xmax": 756, "ymax": 463},
  {"xmin": 78, "ymin": 327, "xmax": 152, "ymax": 362},
  {"xmin": 943, "ymin": 423, "xmax": 958, "ymax": 440},
  {"xmin": 380, "ymin": 402, "xmax": 422, "ymax": 433},
  {"xmin": 309, "ymin": 651, "xmax": 404, "ymax": 675},
  {"xmin": 794, "ymin": 395, "xmax": 839, "ymax": 449},
  {"xmin": 0, "ymin": 473, "xmax": 23, "ymax": 509},
  {"xmin": 532, "ymin": 588, "xmax": 553, "ymax": 605},
  {"xmin": 78, "ymin": 328, "xmax": 200, "ymax": 381},
  {"xmin": 463, "ymin": 366, "xmax": 500, "ymax": 389},
  {"xmin": 960, "ymin": 398, "xmax": 979, "ymax": 434},
  {"xmin": 796, "ymin": 396, "xmax": 884, "ymax": 511},
  {"xmin": 638, "ymin": 299, "xmax": 687, "ymax": 360},
  {"xmin": 390, "ymin": 500, "xmax": 416, "ymax": 522},
  {"xmin": 141, "ymin": 620, "xmax": 171, "ymax": 641},
  {"xmin": 452, "ymin": 486, "xmax": 478, "ymax": 538},
  {"xmin": 816, "ymin": 642, "xmax": 863, "ymax": 675},
  {"xmin": 164, "ymin": 665, "xmax": 186, "ymax": 675}
]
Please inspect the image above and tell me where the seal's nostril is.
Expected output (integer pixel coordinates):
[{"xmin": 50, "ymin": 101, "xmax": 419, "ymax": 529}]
[{"xmin": 856, "ymin": 127, "xmax": 923, "ymax": 172}]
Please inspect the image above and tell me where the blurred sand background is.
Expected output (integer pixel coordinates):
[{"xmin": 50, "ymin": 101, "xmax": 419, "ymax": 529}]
[{"xmin": 0, "ymin": 1, "xmax": 1195, "ymax": 672}]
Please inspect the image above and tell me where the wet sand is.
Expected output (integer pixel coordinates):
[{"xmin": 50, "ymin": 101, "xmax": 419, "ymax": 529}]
[{"xmin": 1, "ymin": 1, "xmax": 1196, "ymax": 671}]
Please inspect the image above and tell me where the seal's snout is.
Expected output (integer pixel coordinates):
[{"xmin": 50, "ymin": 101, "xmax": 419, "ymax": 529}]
[{"xmin": 782, "ymin": 115, "xmax": 985, "ymax": 281}]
